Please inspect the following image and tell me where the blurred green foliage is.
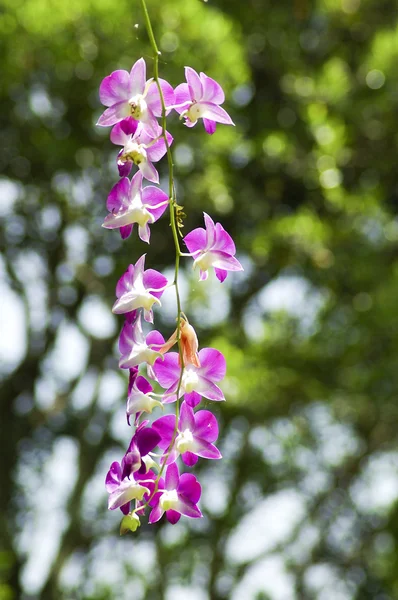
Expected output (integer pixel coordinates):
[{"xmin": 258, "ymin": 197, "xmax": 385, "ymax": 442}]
[{"xmin": 1, "ymin": 0, "xmax": 398, "ymax": 598}]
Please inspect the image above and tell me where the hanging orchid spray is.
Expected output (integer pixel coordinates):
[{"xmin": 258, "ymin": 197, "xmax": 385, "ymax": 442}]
[{"xmin": 97, "ymin": 0, "xmax": 243, "ymax": 533}]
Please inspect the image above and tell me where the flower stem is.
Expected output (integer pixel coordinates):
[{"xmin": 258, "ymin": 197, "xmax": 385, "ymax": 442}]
[{"xmin": 139, "ymin": 0, "xmax": 184, "ymax": 488}]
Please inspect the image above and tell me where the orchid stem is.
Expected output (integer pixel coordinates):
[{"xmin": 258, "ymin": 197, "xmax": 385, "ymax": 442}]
[{"xmin": 139, "ymin": 0, "xmax": 184, "ymax": 498}]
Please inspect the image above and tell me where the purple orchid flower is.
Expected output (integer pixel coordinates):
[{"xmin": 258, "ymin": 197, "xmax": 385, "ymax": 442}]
[
  {"xmin": 153, "ymin": 347, "xmax": 226, "ymax": 408},
  {"xmin": 174, "ymin": 67, "xmax": 234, "ymax": 134},
  {"xmin": 102, "ymin": 171, "xmax": 168, "ymax": 242},
  {"xmin": 111, "ymin": 118, "xmax": 173, "ymax": 183},
  {"xmin": 105, "ymin": 421, "xmax": 160, "ymax": 512},
  {"xmin": 184, "ymin": 212, "xmax": 243, "ymax": 282},
  {"xmin": 97, "ymin": 57, "xmax": 174, "ymax": 133},
  {"xmin": 113, "ymin": 254, "xmax": 168, "ymax": 323},
  {"xmin": 127, "ymin": 375, "xmax": 163, "ymax": 422},
  {"xmin": 153, "ymin": 401, "xmax": 221, "ymax": 466},
  {"xmin": 118, "ymin": 314, "xmax": 164, "ymax": 369},
  {"xmin": 148, "ymin": 462, "xmax": 202, "ymax": 524}
]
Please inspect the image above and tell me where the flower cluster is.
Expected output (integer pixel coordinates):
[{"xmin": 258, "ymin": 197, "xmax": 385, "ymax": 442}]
[{"xmin": 97, "ymin": 56, "xmax": 242, "ymax": 533}]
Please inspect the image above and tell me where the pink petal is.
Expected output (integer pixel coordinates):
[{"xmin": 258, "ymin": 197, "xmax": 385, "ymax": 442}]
[
  {"xmin": 146, "ymin": 79, "xmax": 175, "ymax": 116},
  {"xmin": 106, "ymin": 177, "xmax": 130, "ymax": 212},
  {"xmin": 215, "ymin": 268, "xmax": 227, "ymax": 282},
  {"xmin": 194, "ymin": 410, "xmax": 219, "ymax": 442},
  {"xmin": 149, "ymin": 504, "xmax": 164, "ymax": 524},
  {"xmin": 143, "ymin": 269, "xmax": 168, "ymax": 298},
  {"xmin": 138, "ymin": 223, "xmax": 151, "ymax": 244},
  {"xmin": 203, "ymin": 118, "xmax": 217, "ymax": 134},
  {"xmin": 203, "ymin": 212, "xmax": 216, "ymax": 247},
  {"xmin": 139, "ymin": 160, "xmax": 159, "ymax": 183},
  {"xmin": 200, "ymin": 380, "xmax": 225, "ymax": 402},
  {"xmin": 194, "ymin": 440, "xmax": 222, "ymax": 460},
  {"xmin": 152, "ymin": 414, "xmax": 175, "ymax": 449},
  {"xmin": 97, "ymin": 101, "xmax": 130, "ymax": 127},
  {"xmin": 174, "ymin": 83, "xmax": 192, "ymax": 114},
  {"xmin": 209, "ymin": 252, "xmax": 243, "ymax": 272},
  {"xmin": 178, "ymin": 473, "xmax": 201, "ymax": 504},
  {"xmin": 213, "ymin": 223, "xmax": 236, "ymax": 254},
  {"xmin": 181, "ymin": 452, "xmax": 198, "ymax": 467},
  {"xmin": 199, "ymin": 72, "xmax": 225, "ymax": 104},
  {"xmin": 185, "ymin": 66, "xmax": 203, "ymax": 101},
  {"xmin": 183, "ymin": 227, "xmax": 206, "ymax": 254},
  {"xmin": 129, "ymin": 58, "xmax": 146, "ymax": 97},
  {"xmin": 196, "ymin": 102, "xmax": 234, "ymax": 126},
  {"xmin": 99, "ymin": 70, "xmax": 130, "ymax": 107},
  {"xmin": 146, "ymin": 131, "xmax": 173, "ymax": 163},
  {"xmin": 153, "ymin": 353, "xmax": 180, "ymax": 388},
  {"xmin": 105, "ymin": 461, "xmax": 122, "ymax": 492},
  {"xmin": 165, "ymin": 463, "xmax": 179, "ymax": 490},
  {"xmin": 184, "ymin": 391, "xmax": 202, "ymax": 408},
  {"xmin": 143, "ymin": 186, "xmax": 169, "ymax": 221},
  {"xmin": 179, "ymin": 401, "xmax": 195, "ymax": 431},
  {"xmin": 135, "ymin": 375, "xmax": 153, "ymax": 394},
  {"xmin": 198, "ymin": 348, "xmax": 226, "ymax": 381},
  {"xmin": 166, "ymin": 509, "xmax": 181, "ymax": 524},
  {"xmin": 146, "ymin": 330, "xmax": 165, "ymax": 349},
  {"xmin": 120, "ymin": 224, "xmax": 133, "ymax": 239}
]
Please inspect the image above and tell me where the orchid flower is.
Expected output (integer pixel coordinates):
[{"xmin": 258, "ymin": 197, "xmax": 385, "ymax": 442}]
[
  {"xmin": 153, "ymin": 401, "xmax": 221, "ymax": 466},
  {"xmin": 126, "ymin": 375, "xmax": 163, "ymax": 422},
  {"xmin": 97, "ymin": 57, "xmax": 174, "ymax": 133},
  {"xmin": 111, "ymin": 118, "xmax": 173, "ymax": 183},
  {"xmin": 113, "ymin": 254, "xmax": 168, "ymax": 323},
  {"xmin": 174, "ymin": 67, "xmax": 234, "ymax": 134},
  {"xmin": 148, "ymin": 462, "xmax": 202, "ymax": 524},
  {"xmin": 102, "ymin": 171, "xmax": 168, "ymax": 242},
  {"xmin": 118, "ymin": 314, "xmax": 164, "ymax": 369},
  {"xmin": 184, "ymin": 212, "xmax": 243, "ymax": 282},
  {"xmin": 153, "ymin": 347, "xmax": 226, "ymax": 407}
]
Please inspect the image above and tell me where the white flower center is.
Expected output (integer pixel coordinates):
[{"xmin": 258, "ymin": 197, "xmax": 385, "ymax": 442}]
[
  {"xmin": 159, "ymin": 489, "xmax": 179, "ymax": 511},
  {"xmin": 128, "ymin": 94, "xmax": 148, "ymax": 120},
  {"xmin": 122, "ymin": 141, "xmax": 147, "ymax": 166},
  {"xmin": 176, "ymin": 428, "xmax": 194, "ymax": 454},
  {"xmin": 193, "ymin": 251, "xmax": 213, "ymax": 272},
  {"xmin": 186, "ymin": 102, "xmax": 206, "ymax": 123},
  {"xmin": 182, "ymin": 368, "xmax": 199, "ymax": 393}
]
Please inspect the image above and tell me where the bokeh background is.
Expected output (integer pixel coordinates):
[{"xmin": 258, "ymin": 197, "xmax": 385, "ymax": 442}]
[{"xmin": 1, "ymin": 0, "xmax": 398, "ymax": 598}]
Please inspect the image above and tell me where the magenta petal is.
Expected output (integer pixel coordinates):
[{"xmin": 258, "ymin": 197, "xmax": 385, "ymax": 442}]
[
  {"xmin": 182, "ymin": 451, "xmax": 198, "ymax": 467},
  {"xmin": 129, "ymin": 57, "xmax": 146, "ymax": 96},
  {"xmin": 184, "ymin": 391, "xmax": 202, "ymax": 408},
  {"xmin": 174, "ymin": 83, "xmax": 192, "ymax": 114},
  {"xmin": 179, "ymin": 401, "xmax": 195, "ymax": 431},
  {"xmin": 203, "ymin": 118, "xmax": 217, "ymax": 135},
  {"xmin": 118, "ymin": 161, "xmax": 133, "ymax": 178},
  {"xmin": 195, "ymin": 440, "xmax": 222, "ymax": 460},
  {"xmin": 106, "ymin": 177, "xmax": 130, "ymax": 212},
  {"xmin": 185, "ymin": 66, "xmax": 203, "ymax": 100},
  {"xmin": 178, "ymin": 473, "xmax": 201, "ymax": 504},
  {"xmin": 135, "ymin": 427, "xmax": 161, "ymax": 456},
  {"xmin": 120, "ymin": 224, "xmax": 133, "ymax": 239},
  {"xmin": 165, "ymin": 462, "xmax": 179, "ymax": 490},
  {"xmin": 143, "ymin": 186, "xmax": 168, "ymax": 221},
  {"xmin": 146, "ymin": 330, "xmax": 165, "ymax": 349},
  {"xmin": 214, "ymin": 223, "xmax": 236, "ymax": 254},
  {"xmin": 198, "ymin": 348, "xmax": 226, "ymax": 381},
  {"xmin": 99, "ymin": 70, "xmax": 130, "ymax": 107},
  {"xmin": 146, "ymin": 79, "xmax": 175, "ymax": 116},
  {"xmin": 149, "ymin": 504, "xmax": 164, "ymax": 524},
  {"xmin": 143, "ymin": 269, "xmax": 168, "ymax": 299},
  {"xmin": 152, "ymin": 414, "xmax": 175, "ymax": 449},
  {"xmin": 210, "ymin": 251, "xmax": 243, "ymax": 272},
  {"xmin": 199, "ymin": 72, "xmax": 225, "ymax": 104},
  {"xmin": 203, "ymin": 213, "xmax": 216, "ymax": 247},
  {"xmin": 135, "ymin": 375, "xmax": 153, "ymax": 395},
  {"xmin": 97, "ymin": 101, "xmax": 130, "ymax": 127},
  {"xmin": 166, "ymin": 509, "xmax": 181, "ymax": 524},
  {"xmin": 196, "ymin": 102, "xmax": 234, "ymax": 125},
  {"xmin": 201, "ymin": 380, "xmax": 225, "ymax": 402},
  {"xmin": 153, "ymin": 353, "xmax": 180, "ymax": 388},
  {"xmin": 184, "ymin": 227, "xmax": 206, "ymax": 254},
  {"xmin": 105, "ymin": 461, "xmax": 122, "ymax": 492},
  {"xmin": 215, "ymin": 268, "xmax": 228, "ymax": 282},
  {"xmin": 146, "ymin": 131, "xmax": 173, "ymax": 163},
  {"xmin": 139, "ymin": 160, "xmax": 159, "ymax": 183},
  {"xmin": 194, "ymin": 410, "xmax": 219, "ymax": 442}
]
